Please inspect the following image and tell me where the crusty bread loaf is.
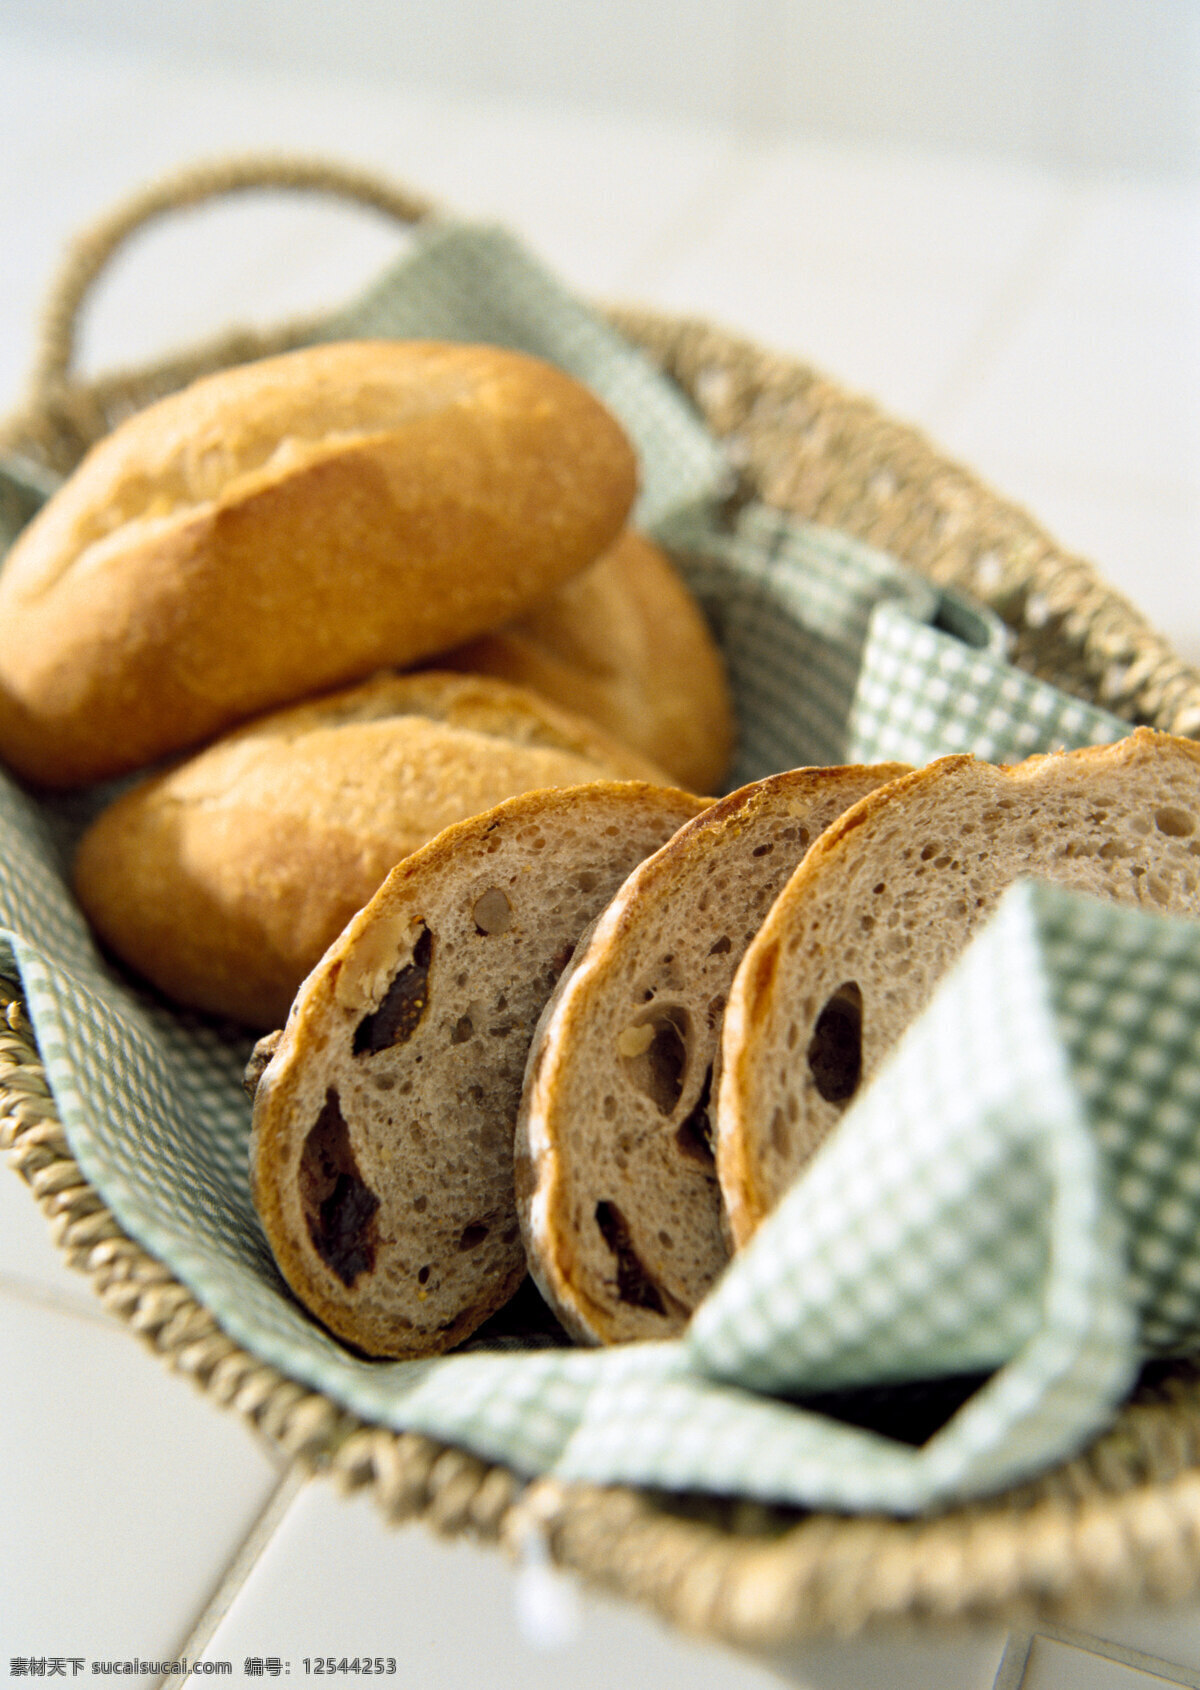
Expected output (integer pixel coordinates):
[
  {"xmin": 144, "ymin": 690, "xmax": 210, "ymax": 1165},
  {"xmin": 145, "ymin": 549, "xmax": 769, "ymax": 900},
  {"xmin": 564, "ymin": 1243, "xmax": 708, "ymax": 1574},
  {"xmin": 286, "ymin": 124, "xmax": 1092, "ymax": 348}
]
[
  {"xmin": 515, "ymin": 762, "xmax": 909, "ymax": 1344},
  {"xmin": 73, "ymin": 671, "xmax": 675, "ymax": 1029},
  {"xmin": 0, "ymin": 339, "xmax": 637, "ymax": 788},
  {"xmin": 718, "ymin": 729, "xmax": 1200, "ymax": 1246},
  {"xmin": 439, "ymin": 529, "xmax": 735, "ymax": 793},
  {"xmin": 248, "ymin": 780, "xmax": 709, "ymax": 1359}
]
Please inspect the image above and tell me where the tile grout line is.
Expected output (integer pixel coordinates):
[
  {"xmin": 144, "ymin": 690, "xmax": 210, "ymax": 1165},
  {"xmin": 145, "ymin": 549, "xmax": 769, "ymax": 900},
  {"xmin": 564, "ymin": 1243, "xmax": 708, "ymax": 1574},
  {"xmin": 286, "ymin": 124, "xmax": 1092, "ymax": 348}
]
[
  {"xmin": 161, "ymin": 1461, "xmax": 312, "ymax": 1687},
  {"xmin": 0, "ymin": 1142, "xmax": 137, "ymax": 1326},
  {"xmin": 991, "ymin": 1629, "xmax": 1033, "ymax": 1690},
  {"xmin": 0, "ymin": 1267, "xmax": 120, "ymax": 1327},
  {"xmin": 0, "ymin": 1162, "xmax": 324, "ymax": 1684},
  {"xmin": 0, "ymin": 1156, "xmax": 136, "ymax": 1328}
]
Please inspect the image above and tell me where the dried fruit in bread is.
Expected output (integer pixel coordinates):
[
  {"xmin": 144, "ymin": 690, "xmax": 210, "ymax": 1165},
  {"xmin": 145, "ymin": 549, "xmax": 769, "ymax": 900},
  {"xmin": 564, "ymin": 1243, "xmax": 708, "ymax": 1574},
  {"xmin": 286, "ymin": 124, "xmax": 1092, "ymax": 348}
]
[
  {"xmin": 718, "ymin": 729, "xmax": 1200, "ymax": 1245},
  {"xmin": 248, "ymin": 780, "xmax": 708, "ymax": 1358},
  {"xmin": 515, "ymin": 762, "xmax": 909, "ymax": 1343}
]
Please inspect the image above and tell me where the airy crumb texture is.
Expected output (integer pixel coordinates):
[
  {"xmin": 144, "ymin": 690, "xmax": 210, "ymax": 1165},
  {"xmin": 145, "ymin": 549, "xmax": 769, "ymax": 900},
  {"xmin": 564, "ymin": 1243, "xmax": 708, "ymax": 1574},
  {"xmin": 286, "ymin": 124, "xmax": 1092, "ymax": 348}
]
[
  {"xmin": 516, "ymin": 762, "xmax": 909, "ymax": 1345},
  {"xmin": 0, "ymin": 340, "xmax": 637, "ymax": 786},
  {"xmin": 440, "ymin": 529, "xmax": 736, "ymax": 793},
  {"xmin": 249, "ymin": 780, "xmax": 708, "ymax": 1359},
  {"xmin": 718, "ymin": 729, "xmax": 1200, "ymax": 1245},
  {"xmin": 72, "ymin": 670, "xmax": 675, "ymax": 1029}
]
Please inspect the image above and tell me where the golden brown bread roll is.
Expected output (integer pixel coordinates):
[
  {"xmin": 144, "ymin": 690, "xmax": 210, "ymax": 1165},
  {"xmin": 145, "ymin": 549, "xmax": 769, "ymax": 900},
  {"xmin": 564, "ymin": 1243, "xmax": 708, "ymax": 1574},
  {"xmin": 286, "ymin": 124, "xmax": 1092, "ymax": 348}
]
[
  {"xmin": 439, "ymin": 529, "xmax": 735, "ymax": 793},
  {"xmin": 72, "ymin": 671, "xmax": 676, "ymax": 1029},
  {"xmin": 0, "ymin": 340, "xmax": 637, "ymax": 788}
]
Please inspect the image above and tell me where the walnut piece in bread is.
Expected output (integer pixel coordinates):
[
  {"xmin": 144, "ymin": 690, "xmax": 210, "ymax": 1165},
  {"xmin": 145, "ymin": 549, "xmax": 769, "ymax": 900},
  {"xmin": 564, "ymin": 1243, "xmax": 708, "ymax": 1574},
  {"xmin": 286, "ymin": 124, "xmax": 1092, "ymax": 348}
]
[
  {"xmin": 248, "ymin": 780, "xmax": 709, "ymax": 1359},
  {"xmin": 718, "ymin": 729, "xmax": 1200, "ymax": 1245},
  {"xmin": 73, "ymin": 671, "xmax": 676, "ymax": 1029},
  {"xmin": 0, "ymin": 339, "xmax": 637, "ymax": 787}
]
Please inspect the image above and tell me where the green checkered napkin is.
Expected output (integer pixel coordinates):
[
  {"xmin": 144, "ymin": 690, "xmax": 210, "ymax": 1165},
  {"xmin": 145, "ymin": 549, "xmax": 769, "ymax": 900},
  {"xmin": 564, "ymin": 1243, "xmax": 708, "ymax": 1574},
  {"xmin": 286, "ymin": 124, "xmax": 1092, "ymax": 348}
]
[
  {"xmin": 0, "ymin": 221, "xmax": 1190, "ymax": 1512},
  {"xmin": 559, "ymin": 880, "xmax": 1179, "ymax": 1512},
  {"xmin": 658, "ymin": 500, "xmax": 1130, "ymax": 785}
]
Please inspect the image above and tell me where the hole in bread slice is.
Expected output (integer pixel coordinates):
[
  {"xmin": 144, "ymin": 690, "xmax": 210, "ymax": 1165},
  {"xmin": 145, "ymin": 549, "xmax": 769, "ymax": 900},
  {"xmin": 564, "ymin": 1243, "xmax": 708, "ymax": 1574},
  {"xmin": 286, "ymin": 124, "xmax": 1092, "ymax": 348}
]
[
  {"xmin": 806, "ymin": 981, "xmax": 863, "ymax": 1104},
  {"xmin": 1156, "ymin": 805, "xmax": 1197, "ymax": 837},
  {"xmin": 616, "ymin": 1005, "xmax": 691, "ymax": 1115},
  {"xmin": 675, "ymin": 1064, "xmax": 716, "ymax": 1165},
  {"xmin": 472, "ymin": 888, "xmax": 513, "ymax": 934}
]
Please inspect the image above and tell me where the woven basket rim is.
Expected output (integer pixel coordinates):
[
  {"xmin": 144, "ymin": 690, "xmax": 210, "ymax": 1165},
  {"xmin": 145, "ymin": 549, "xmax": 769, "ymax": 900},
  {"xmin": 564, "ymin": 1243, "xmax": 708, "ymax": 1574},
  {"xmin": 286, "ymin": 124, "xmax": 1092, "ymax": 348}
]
[
  {"xmin": 6, "ymin": 985, "xmax": 1200, "ymax": 1650},
  {"xmin": 6, "ymin": 154, "xmax": 1200, "ymax": 1651}
]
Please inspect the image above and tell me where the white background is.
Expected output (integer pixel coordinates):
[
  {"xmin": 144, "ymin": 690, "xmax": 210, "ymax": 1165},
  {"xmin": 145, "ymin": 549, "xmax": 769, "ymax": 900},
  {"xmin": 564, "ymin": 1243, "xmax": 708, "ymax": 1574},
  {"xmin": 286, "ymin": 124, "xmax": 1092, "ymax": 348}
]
[{"xmin": 1, "ymin": 6, "xmax": 1198, "ymax": 1687}]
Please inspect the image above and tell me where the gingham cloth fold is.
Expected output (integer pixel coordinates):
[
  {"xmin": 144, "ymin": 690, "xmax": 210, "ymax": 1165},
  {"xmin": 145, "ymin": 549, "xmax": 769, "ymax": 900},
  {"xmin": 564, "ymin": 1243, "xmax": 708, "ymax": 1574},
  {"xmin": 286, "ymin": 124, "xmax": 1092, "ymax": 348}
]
[
  {"xmin": 0, "ymin": 218, "xmax": 1193, "ymax": 1513},
  {"xmin": 556, "ymin": 880, "xmax": 1160, "ymax": 1511},
  {"xmin": 558, "ymin": 878, "xmax": 1200, "ymax": 1509}
]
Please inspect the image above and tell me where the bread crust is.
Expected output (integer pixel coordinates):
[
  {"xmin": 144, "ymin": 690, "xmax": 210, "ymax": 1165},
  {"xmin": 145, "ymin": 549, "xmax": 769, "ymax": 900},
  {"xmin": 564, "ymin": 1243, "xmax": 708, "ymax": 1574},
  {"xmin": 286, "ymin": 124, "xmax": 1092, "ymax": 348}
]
[
  {"xmin": 440, "ymin": 530, "xmax": 735, "ymax": 793},
  {"xmin": 248, "ymin": 780, "xmax": 708, "ymax": 1359},
  {"xmin": 718, "ymin": 729, "xmax": 1200, "ymax": 1244},
  {"xmin": 515, "ymin": 762, "xmax": 909, "ymax": 1344},
  {"xmin": 72, "ymin": 671, "xmax": 675, "ymax": 1028},
  {"xmin": 0, "ymin": 340, "xmax": 637, "ymax": 787}
]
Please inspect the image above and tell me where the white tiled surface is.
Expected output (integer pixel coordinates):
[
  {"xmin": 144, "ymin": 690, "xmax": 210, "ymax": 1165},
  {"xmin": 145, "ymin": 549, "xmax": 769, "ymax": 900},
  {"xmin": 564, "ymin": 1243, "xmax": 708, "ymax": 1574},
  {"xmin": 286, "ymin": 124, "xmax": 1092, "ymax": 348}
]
[
  {"xmin": 1083, "ymin": 1608, "xmax": 1200, "ymax": 1678},
  {"xmin": 0, "ymin": 1294, "xmax": 285, "ymax": 1687},
  {"xmin": 767, "ymin": 1627, "xmax": 1010, "ymax": 1690},
  {"xmin": 1, "ymin": 19, "xmax": 1199, "ymax": 1690},
  {"xmin": 193, "ymin": 1483, "xmax": 787, "ymax": 1689}
]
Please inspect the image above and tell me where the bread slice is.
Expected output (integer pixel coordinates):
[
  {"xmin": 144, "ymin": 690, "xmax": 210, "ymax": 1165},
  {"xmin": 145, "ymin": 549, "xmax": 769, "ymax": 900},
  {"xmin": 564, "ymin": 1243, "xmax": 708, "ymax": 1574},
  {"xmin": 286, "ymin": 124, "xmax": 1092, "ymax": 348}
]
[
  {"xmin": 248, "ymin": 779, "xmax": 708, "ymax": 1359},
  {"xmin": 439, "ymin": 529, "xmax": 735, "ymax": 794},
  {"xmin": 515, "ymin": 762, "xmax": 910, "ymax": 1344},
  {"xmin": 718, "ymin": 728, "xmax": 1200, "ymax": 1246},
  {"xmin": 0, "ymin": 339, "xmax": 637, "ymax": 787},
  {"xmin": 73, "ymin": 670, "xmax": 675, "ymax": 1029}
]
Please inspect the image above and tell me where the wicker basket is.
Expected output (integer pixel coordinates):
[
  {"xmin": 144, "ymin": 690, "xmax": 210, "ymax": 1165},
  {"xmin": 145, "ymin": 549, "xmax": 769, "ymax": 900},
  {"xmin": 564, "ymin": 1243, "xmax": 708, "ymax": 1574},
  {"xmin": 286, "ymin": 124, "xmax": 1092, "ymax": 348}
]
[{"xmin": 6, "ymin": 155, "xmax": 1200, "ymax": 1653}]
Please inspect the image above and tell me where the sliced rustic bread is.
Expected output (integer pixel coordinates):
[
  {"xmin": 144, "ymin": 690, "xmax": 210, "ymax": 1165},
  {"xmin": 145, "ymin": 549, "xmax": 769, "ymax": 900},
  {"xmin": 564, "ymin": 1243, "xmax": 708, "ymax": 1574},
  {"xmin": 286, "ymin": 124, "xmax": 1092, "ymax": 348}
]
[
  {"xmin": 515, "ymin": 762, "xmax": 910, "ymax": 1344},
  {"xmin": 439, "ymin": 529, "xmax": 735, "ymax": 793},
  {"xmin": 718, "ymin": 728, "xmax": 1200, "ymax": 1246},
  {"xmin": 73, "ymin": 669, "xmax": 673, "ymax": 1029},
  {"xmin": 248, "ymin": 779, "xmax": 708, "ymax": 1359}
]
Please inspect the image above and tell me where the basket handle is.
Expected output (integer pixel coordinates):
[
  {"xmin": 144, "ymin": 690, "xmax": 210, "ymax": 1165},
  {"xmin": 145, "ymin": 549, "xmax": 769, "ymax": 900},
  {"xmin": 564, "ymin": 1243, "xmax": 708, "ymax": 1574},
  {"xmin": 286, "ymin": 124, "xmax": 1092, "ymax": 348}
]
[{"xmin": 30, "ymin": 154, "xmax": 439, "ymax": 395}]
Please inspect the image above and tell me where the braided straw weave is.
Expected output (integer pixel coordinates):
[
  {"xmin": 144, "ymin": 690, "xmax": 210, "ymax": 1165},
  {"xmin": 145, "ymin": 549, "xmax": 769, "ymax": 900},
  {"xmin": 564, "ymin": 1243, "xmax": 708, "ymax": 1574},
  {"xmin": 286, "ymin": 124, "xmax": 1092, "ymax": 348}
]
[{"xmin": 6, "ymin": 156, "xmax": 1200, "ymax": 1649}]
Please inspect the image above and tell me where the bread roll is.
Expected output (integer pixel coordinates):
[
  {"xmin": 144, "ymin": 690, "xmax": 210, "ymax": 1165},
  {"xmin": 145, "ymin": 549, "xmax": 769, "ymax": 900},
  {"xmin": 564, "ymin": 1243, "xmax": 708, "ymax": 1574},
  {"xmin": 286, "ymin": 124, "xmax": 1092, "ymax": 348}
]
[
  {"xmin": 73, "ymin": 671, "xmax": 674, "ymax": 1029},
  {"xmin": 0, "ymin": 340, "xmax": 637, "ymax": 787},
  {"xmin": 718, "ymin": 729, "xmax": 1200, "ymax": 1246},
  {"xmin": 440, "ymin": 530, "xmax": 735, "ymax": 793},
  {"xmin": 248, "ymin": 780, "xmax": 709, "ymax": 1359},
  {"xmin": 515, "ymin": 763, "xmax": 908, "ymax": 1344}
]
